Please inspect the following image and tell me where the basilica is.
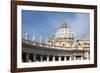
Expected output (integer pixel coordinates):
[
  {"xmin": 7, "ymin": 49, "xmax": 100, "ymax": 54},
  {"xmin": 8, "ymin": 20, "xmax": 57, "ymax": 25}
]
[{"xmin": 22, "ymin": 19, "xmax": 90, "ymax": 62}]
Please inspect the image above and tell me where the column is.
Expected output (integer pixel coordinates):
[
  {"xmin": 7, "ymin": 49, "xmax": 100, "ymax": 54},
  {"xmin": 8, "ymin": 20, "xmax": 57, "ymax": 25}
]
[
  {"xmin": 58, "ymin": 56, "xmax": 61, "ymax": 61},
  {"xmin": 26, "ymin": 53, "xmax": 29, "ymax": 62},
  {"xmin": 29, "ymin": 54, "xmax": 32, "ymax": 62},
  {"xmin": 74, "ymin": 56, "xmax": 76, "ymax": 60},
  {"xmin": 53, "ymin": 56, "xmax": 55, "ymax": 61},
  {"xmin": 81, "ymin": 56, "xmax": 83, "ymax": 60},
  {"xmin": 71, "ymin": 55, "xmax": 74, "ymax": 60},
  {"xmin": 33, "ymin": 54, "xmax": 35, "ymax": 62},
  {"xmin": 40, "ymin": 55, "xmax": 43, "ymax": 62},
  {"xmin": 69, "ymin": 56, "xmax": 72, "ymax": 60},
  {"xmin": 29, "ymin": 60, "xmax": 31, "ymax": 62},
  {"xmin": 87, "ymin": 52, "xmax": 90, "ymax": 59},
  {"xmin": 88, "ymin": 52, "xmax": 90, "ymax": 59},
  {"xmin": 35, "ymin": 54, "xmax": 38, "ymax": 62},
  {"xmin": 64, "ymin": 56, "xmax": 66, "ymax": 61},
  {"xmin": 47, "ymin": 55, "xmax": 49, "ymax": 62}
]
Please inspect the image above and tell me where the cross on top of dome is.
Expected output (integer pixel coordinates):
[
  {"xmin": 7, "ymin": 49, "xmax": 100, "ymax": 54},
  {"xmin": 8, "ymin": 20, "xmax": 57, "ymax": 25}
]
[{"xmin": 60, "ymin": 18, "xmax": 68, "ymax": 28}]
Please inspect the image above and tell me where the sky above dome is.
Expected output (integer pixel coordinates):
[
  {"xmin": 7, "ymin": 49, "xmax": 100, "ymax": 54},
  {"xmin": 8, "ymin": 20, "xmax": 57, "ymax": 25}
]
[{"xmin": 22, "ymin": 10, "xmax": 90, "ymax": 40}]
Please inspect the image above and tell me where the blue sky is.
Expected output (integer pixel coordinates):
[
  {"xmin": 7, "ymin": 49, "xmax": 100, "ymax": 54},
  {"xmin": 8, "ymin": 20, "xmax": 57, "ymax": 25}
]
[{"xmin": 22, "ymin": 10, "xmax": 90, "ymax": 40}]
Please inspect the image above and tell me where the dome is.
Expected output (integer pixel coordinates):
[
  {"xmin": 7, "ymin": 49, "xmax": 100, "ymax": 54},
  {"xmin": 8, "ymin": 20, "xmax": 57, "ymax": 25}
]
[
  {"xmin": 54, "ymin": 28, "xmax": 74, "ymax": 39},
  {"xmin": 53, "ymin": 19, "xmax": 74, "ymax": 39}
]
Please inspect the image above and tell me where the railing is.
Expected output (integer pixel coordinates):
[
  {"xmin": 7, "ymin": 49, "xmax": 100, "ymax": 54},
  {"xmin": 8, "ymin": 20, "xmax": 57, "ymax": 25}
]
[{"xmin": 22, "ymin": 39, "xmax": 89, "ymax": 50}]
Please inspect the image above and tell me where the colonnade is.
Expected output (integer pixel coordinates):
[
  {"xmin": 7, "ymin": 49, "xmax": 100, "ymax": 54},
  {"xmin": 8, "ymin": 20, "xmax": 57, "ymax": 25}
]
[{"xmin": 22, "ymin": 52, "xmax": 83, "ymax": 62}]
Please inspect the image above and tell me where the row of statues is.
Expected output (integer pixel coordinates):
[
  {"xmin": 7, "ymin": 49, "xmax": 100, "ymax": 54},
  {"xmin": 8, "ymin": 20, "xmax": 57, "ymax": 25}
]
[{"xmin": 24, "ymin": 32, "xmax": 48, "ymax": 43}]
